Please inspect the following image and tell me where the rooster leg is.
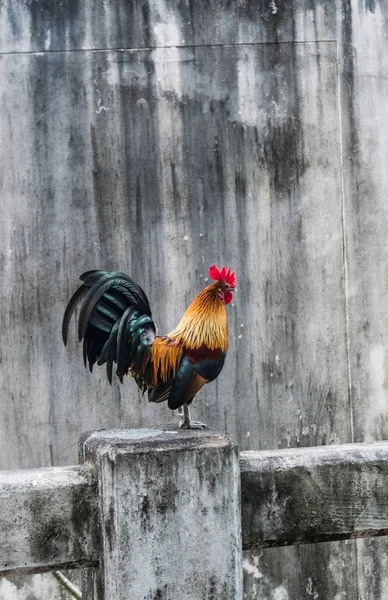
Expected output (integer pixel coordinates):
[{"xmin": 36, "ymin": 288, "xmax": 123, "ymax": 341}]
[{"xmin": 178, "ymin": 404, "xmax": 207, "ymax": 430}]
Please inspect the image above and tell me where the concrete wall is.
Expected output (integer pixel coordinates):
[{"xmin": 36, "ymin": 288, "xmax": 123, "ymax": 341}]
[{"xmin": 1, "ymin": 0, "xmax": 388, "ymax": 598}]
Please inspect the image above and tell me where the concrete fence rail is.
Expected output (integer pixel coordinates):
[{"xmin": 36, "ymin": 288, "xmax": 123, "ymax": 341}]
[{"xmin": 1, "ymin": 429, "xmax": 388, "ymax": 598}]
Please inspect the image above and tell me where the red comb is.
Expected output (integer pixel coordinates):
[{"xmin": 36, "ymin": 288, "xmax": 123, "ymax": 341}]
[{"xmin": 209, "ymin": 264, "xmax": 236, "ymax": 287}]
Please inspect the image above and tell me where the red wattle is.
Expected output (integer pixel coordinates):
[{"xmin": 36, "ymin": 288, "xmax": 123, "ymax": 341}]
[{"xmin": 223, "ymin": 291, "xmax": 233, "ymax": 305}]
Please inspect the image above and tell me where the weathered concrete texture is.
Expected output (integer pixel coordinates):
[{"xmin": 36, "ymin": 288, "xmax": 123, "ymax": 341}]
[
  {"xmin": 4, "ymin": 440, "xmax": 388, "ymax": 582},
  {"xmin": 81, "ymin": 427, "xmax": 242, "ymax": 600},
  {"xmin": 243, "ymin": 540, "xmax": 358, "ymax": 600},
  {"xmin": 0, "ymin": 466, "xmax": 99, "ymax": 576},
  {"xmin": 341, "ymin": 0, "xmax": 388, "ymax": 445},
  {"xmin": 241, "ymin": 442, "xmax": 388, "ymax": 549},
  {"xmin": 1, "ymin": 0, "xmax": 388, "ymax": 599},
  {"xmin": 0, "ymin": 39, "xmax": 347, "ymax": 466},
  {"xmin": 0, "ymin": 0, "xmax": 336, "ymax": 53},
  {"xmin": 0, "ymin": 570, "xmax": 81, "ymax": 600},
  {"xmin": 357, "ymin": 537, "xmax": 388, "ymax": 600}
]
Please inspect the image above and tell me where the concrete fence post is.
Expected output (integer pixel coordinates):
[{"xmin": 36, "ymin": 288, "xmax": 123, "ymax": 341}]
[{"xmin": 79, "ymin": 426, "xmax": 243, "ymax": 600}]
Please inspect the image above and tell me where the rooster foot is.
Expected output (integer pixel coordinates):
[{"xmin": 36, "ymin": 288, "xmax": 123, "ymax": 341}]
[
  {"xmin": 179, "ymin": 419, "xmax": 208, "ymax": 430},
  {"xmin": 178, "ymin": 405, "xmax": 208, "ymax": 430}
]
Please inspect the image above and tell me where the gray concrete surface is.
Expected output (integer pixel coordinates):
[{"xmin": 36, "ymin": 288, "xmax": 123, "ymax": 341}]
[
  {"xmin": 241, "ymin": 442, "xmax": 388, "ymax": 549},
  {"xmin": 0, "ymin": 466, "xmax": 98, "ymax": 576},
  {"xmin": 1, "ymin": 0, "xmax": 388, "ymax": 598},
  {"xmin": 81, "ymin": 427, "xmax": 243, "ymax": 600},
  {"xmin": 4, "ymin": 439, "xmax": 388, "ymax": 586}
]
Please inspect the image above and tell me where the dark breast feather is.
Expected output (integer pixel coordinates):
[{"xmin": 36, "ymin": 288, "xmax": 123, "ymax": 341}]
[{"xmin": 186, "ymin": 345, "xmax": 226, "ymax": 383}]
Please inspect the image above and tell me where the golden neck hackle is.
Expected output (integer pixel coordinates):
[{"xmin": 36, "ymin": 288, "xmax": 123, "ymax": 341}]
[{"xmin": 168, "ymin": 283, "xmax": 228, "ymax": 352}]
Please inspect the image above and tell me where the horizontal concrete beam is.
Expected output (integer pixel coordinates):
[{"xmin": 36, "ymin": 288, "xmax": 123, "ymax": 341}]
[
  {"xmin": 0, "ymin": 465, "xmax": 99, "ymax": 576},
  {"xmin": 241, "ymin": 442, "xmax": 388, "ymax": 549},
  {"xmin": 3, "ymin": 439, "xmax": 388, "ymax": 577}
]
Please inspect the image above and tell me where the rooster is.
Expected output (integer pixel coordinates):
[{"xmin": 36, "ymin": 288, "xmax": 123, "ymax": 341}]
[{"xmin": 62, "ymin": 264, "xmax": 236, "ymax": 429}]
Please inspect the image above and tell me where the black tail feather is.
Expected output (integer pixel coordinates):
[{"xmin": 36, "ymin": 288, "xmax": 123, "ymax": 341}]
[
  {"xmin": 82, "ymin": 336, "xmax": 89, "ymax": 368},
  {"xmin": 116, "ymin": 307, "xmax": 139, "ymax": 383},
  {"xmin": 62, "ymin": 284, "xmax": 88, "ymax": 345},
  {"xmin": 80, "ymin": 270, "xmax": 109, "ymax": 284},
  {"xmin": 97, "ymin": 320, "xmax": 120, "ymax": 367},
  {"xmin": 78, "ymin": 276, "xmax": 117, "ymax": 341},
  {"xmin": 103, "ymin": 291, "xmax": 129, "ymax": 313},
  {"xmin": 87, "ymin": 342, "xmax": 101, "ymax": 373},
  {"xmin": 63, "ymin": 270, "xmax": 155, "ymax": 389}
]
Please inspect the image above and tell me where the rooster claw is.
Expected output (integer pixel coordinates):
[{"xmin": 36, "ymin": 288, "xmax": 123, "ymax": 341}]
[
  {"xmin": 179, "ymin": 419, "xmax": 208, "ymax": 430},
  {"xmin": 178, "ymin": 404, "xmax": 207, "ymax": 430}
]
